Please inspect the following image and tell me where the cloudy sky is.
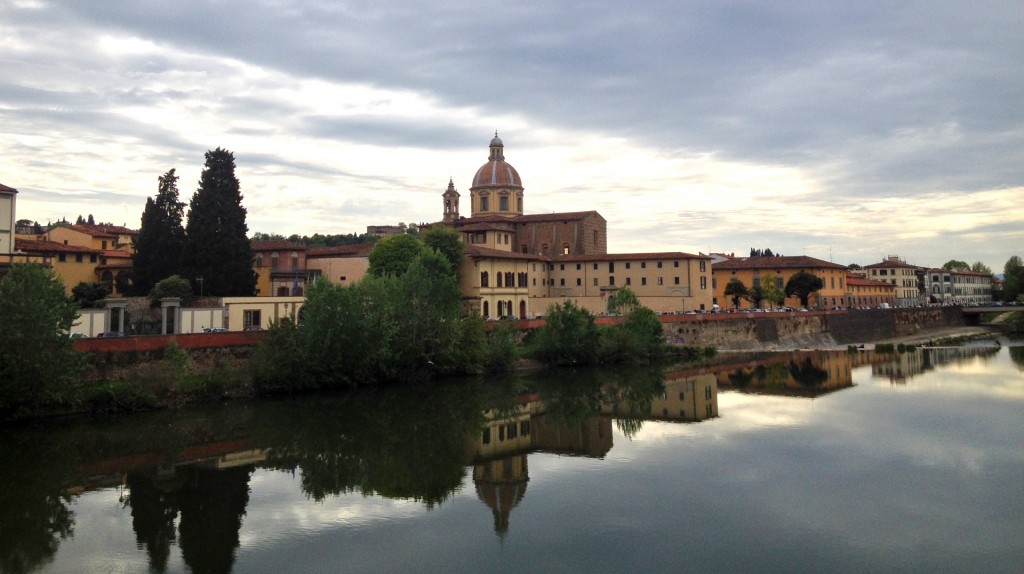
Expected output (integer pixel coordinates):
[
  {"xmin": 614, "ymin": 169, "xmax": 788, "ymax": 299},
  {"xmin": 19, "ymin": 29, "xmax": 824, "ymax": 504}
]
[{"xmin": 2, "ymin": 0, "xmax": 1022, "ymax": 270}]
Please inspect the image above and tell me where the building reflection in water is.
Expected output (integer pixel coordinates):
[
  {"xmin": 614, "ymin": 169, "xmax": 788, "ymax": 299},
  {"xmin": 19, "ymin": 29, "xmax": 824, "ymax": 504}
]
[
  {"xmin": 714, "ymin": 351, "xmax": 854, "ymax": 397},
  {"xmin": 850, "ymin": 346, "xmax": 1000, "ymax": 384}
]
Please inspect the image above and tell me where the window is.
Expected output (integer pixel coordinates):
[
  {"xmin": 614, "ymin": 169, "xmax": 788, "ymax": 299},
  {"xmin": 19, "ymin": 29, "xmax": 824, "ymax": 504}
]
[
  {"xmin": 657, "ymin": 277, "xmax": 663, "ymax": 286},
  {"xmin": 500, "ymin": 195, "xmax": 509, "ymax": 211},
  {"xmin": 90, "ymin": 254, "xmax": 97, "ymax": 263},
  {"xmin": 699, "ymin": 260, "xmax": 706, "ymax": 272},
  {"xmin": 593, "ymin": 278, "xmax": 598, "ymax": 286},
  {"xmin": 674, "ymin": 261, "xmax": 680, "ymax": 268},
  {"xmin": 674, "ymin": 277, "xmax": 680, "ymax": 285},
  {"xmin": 482, "ymin": 428, "xmax": 491, "ymax": 444},
  {"xmin": 625, "ymin": 262, "xmax": 631, "ymax": 269},
  {"xmin": 657, "ymin": 262, "xmax": 663, "ymax": 268},
  {"xmin": 271, "ymin": 252, "xmax": 279, "ymax": 268},
  {"xmin": 609, "ymin": 262, "xmax": 615, "ymax": 272},
  {"xmin": 101, "ymin": 241, "xmax": 108, "ymax": 249},
  {"xmin": 626, "ymin": 277, "xmax": 631, "ymax": 286},
  {"xmin": 593, "ymin": 263, "xmax": 598, "ymax": 270},
  {"xmin": 609, "ymin": 276, "xmax": 615, "ymax": 285},
  {"xmin": 576, "ymin": 263, "xmax": 581, "ymax": 270},
  {"xmin": 75, "ymin": 254, "xmax": 83, "ymax": 263},
  {"xmin": 481, "ymin": 196, "xmax": 489, "ymax": 211},
  {"xmin": 576, "ymin": 278, "xmax": 582, "ymax": 286},
  {"xmin": 291, "ymin": 252, "xmax": 299, "ymax": 270},
  {"xmin": 641, "ymin": 262, "xmax": 647, "ymax": 269},
  {"xmin": 642, "ymin": 277, "xmax": 647, "ymax": 286},
  {"xmin": 481, "ymin": 271, "xmax": 489, "ymax": 287},
  {"xmin": 243, "ymin": 309, "xmax": 262, "ymax": 328},
  {"xmin": 700, "ymin": 276, "xmax": 707, "ymax": 289},
  {"xmin": 560, "ymin": 264, "xmax": 565, "ymax": 270},
  {"xmin": 58, "ymin": 253, "xmax": 66, "ymax": 262},
  {"xmin": 560, "ymin": 278, "xmax": 565, "ymax": 286}
]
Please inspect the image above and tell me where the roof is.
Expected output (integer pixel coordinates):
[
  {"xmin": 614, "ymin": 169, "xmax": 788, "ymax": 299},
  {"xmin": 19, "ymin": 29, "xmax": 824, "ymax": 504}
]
[
  {"xmin": 864, "ymin": 259, "xmax": 919, "ymax": 269},
  {"xmin": 512, "ymin": 211, "xmax": 605, "ymax": 224},
  {"xmin": 712, "ymin": 255, "xmax": 848, "ymax": 271},
  {"xmin": 471, "ymin": 134, "xmax": 523, "ymax": 189},
  {"xmin": 925, "ymin": 268, "xmax": 993, "ymax": 277},
  {"xmin": 101, "ymin": 250, "xmax": 133, "ymax": 259},
  {"xmin": 457, "ymin": 222, "xmax": 516, "ymax": 232},
  {"xmin": 0, "ymin": 183, "xmax": 17, "ymax": 194},
  {"xmin": 553, "ymin": 251, "xmax": 710, "ymax": 263},
  {"xmin": 251, "ymin": 240, "xmax": 307, "ymax": 252},
  {"xmin": 15, "ymin": 238, "xmax": 100, "ymax": 254},
  {"xmin": 306, "ymin": 243, "xmax": 375, "ymax": 258},
  {"xmin": 65, "ymin": 223, "xmax": 138, "ymax": 237},
  {"xmin": 846, "ymin": 275, "xmax": 896, "ymax": 288}
]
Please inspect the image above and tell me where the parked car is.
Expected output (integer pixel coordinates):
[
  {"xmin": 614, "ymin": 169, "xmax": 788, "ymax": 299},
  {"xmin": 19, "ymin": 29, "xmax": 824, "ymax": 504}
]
[
  {"xmin": 243, "ymin": 325, "xmax": 263, "ymax": 332},
  {"xmin": 202, "ymin": 327, "xmax": 229, "ymax": 333},
  {"xmin": 96, "ymin": 331, "xmax": 124, "ymax": 338}
]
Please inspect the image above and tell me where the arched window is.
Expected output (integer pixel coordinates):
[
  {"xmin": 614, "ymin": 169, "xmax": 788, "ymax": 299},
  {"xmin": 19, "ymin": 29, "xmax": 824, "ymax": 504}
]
[
  {"xmin": 483, "ymin": 300, "xmax": 489, "ymax": 318},
  {"xmin": 481, "ymin": 271, "xmax": 489, "ymax": 287},
  {"xmin": 497, "ymin": 273, "xmax": 504, "ymax": 287},
  {"xmin": 271, "ymin": 252, "xmax": 279, "ymax": 269},
  {"xmin": 499, "ymin": 195, "xmax": 509, "ymax": 211},
  {"xmin": 291, "ymin": 252, "xmax": 299, "ymax": 270},
  {"xmin": 256, "ymin": 253, "xmax": 264, "ymax": 267}
]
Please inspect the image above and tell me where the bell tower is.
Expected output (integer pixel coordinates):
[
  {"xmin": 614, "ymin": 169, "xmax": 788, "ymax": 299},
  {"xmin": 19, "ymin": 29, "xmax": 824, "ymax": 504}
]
[{"xmin": 442, "ymin": 177, "xmax": 460, "ymax": 223}]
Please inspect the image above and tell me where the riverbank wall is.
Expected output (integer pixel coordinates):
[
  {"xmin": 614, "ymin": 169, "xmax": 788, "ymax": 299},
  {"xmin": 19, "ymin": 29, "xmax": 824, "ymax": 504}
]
[
  {"xmin": 659, "ymin": 307, "xmax": 965, "ymax": 351},
  {"xmin": 73, "ymin": 308, "xmax": 967, "ymax": 363}
]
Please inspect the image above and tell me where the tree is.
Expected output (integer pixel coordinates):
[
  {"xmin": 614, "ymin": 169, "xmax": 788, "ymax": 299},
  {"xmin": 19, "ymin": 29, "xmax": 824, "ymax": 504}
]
[
  {"xmin": 848, "ymin": 263, "xmax": 862, "ymax": 270},
  {"xmin": 132, "ymin": 169, "xmax": 187, "ymax": 295},
  {"xmin": 87, "ymin": 214, "xmax": 95, "ymax": 225},
  {"xmin": 760, "ymin": 273, "xmax": 785, "ymax": 309},
  {"xmin": 529, "ymin": 301, "xmax": 601, "ymax": 367},
  {"xmin": 421, "ymin": 225, "xmax": 465, "ymax": 277},
  {"xmin": 724, "ymin": 278, "xmax": 749, "ymax": 309},
  {"xmin": 784, "ymin": 270, "xmax": 825, "ymax": 308},
  {"xmin": 1003, "ymin": 255, "xmax": 1024, "ymax": 302},
  {"xmin": 182, "ymin": 149, "xmax": 257, "ymax": 296},
  {"xmin": 149, "ymin": 275, "xmax": 193, "ymax": 306},
  {"xmin": 970, "ymin": 261, "xmax": 992, "ymax": 274},
  {"xmin": 942, "ymin": 259, "xmax": 970, "ymax": 271},
  {"xmin": 71, "ymin": 281, "xmax": 110, "ymax": 308},
  {"xmin": 608, "ymin": 286, "xmax": 641, "ymax": 315},
  {"xmin": 0, "ymin": 264, "xmax": 83, "ymax": 420},
  {"xmin": 367, "ymin": 234, "xmax": 428, "ymax": 278}
]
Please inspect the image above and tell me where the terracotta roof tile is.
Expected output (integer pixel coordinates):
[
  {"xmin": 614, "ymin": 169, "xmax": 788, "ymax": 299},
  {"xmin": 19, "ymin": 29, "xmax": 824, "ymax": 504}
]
[
  {"xmin": 251, "ymin": 240, "xmax": 307, "ymax": 252},
  {"xmin": 15, "ymin": 238, "xmax": 100, "ymax": 254},
  {"xmin": 712, "ymin": 255, "xmax": 848, "ymax": 271},
  {"xmin": 306, "ymin": 243, "xmax": 375, "ymax": 257}
]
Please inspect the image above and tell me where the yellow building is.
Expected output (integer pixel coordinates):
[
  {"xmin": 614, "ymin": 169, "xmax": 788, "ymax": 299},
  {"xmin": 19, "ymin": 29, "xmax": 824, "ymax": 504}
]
[
  {"xmin": 712, "ymin": 255, "xmax": 849, "ymax": 309},
  {"xmin": 447, "ymin": 135, "xmax": 712, "ymax": 318},
  {"xmin": 251, "ymin": 240, "xmax": 310, "ymax": 296},
  {"xmin": 846, "ymin": 273, "xmax": 896, "ymax": 308},
  {"xmin": 305, "ymin": 243, "xmax": 374, "ymax": 286},
  {"xmin": 45, "ymin": 223, "xmax": 137, "ymax": 253},
  {"xmin": 14, "ymin": 238, "xmax": 103, "ymax": 294}
]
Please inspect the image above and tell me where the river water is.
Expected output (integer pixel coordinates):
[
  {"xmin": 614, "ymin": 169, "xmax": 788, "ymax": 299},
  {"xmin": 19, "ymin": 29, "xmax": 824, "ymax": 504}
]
[{"xmin": 2, "ymin": 346, "xmax": 1022, "ymax": 573}]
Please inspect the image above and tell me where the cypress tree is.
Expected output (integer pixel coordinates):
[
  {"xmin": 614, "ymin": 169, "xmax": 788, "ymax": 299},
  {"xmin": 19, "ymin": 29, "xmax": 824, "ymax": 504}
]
[
  {"xmin": 132, "ymin": 169, "xmax": 186, "ymax": 295},
  {"xmin": 182, "ymin": 149, "xmax": 257, "ymax": 296}
]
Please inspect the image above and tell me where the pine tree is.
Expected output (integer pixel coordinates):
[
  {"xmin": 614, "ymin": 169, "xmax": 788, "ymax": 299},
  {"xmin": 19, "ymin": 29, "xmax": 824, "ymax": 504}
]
[
  {"xmin": 182, "ymin": 149, "xmax": 257, "ymax": 296},
  {"xmin": 132, "ymin": 169, "xmax": 187, "ymax": 295}
]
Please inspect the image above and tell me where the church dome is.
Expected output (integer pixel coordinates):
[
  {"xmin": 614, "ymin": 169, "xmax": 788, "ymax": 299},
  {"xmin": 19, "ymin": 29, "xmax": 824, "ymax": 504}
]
[{"xmin": 471, "ymin": 132, "xmax": 523, "ymax": 189}]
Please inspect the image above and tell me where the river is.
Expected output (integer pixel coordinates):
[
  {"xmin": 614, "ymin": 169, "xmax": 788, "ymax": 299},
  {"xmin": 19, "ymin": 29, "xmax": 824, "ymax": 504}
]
[{"xmin": 2, "ymin": 345, "xmax": 1022, "ymax": 573}]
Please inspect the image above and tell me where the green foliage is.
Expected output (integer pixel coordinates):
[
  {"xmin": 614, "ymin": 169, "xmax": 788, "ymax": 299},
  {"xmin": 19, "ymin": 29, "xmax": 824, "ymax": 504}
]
[
  {"xmin": 875, "ymin": 343, "xmax": 896, "ymax": 353},
  {"xmin": 941, "ymin": 259, "xmax": 970, "ymax": 271},
  {"xmin": 71, "ymin": 281, "xmax": 110, "ymax": 308},
  {"xmin": 1002, "ymin": 255, "xmax": 1024, "ymax": 302},
  {"xmin": 607, "ymin": 286, "xmax": 641, "ymax": 315},
  {"xmin": 181, "ymin": 149, "xmax": 257, "ymax": 296},
  {"xmin": 760, "ymin": 273, "xmax": 785, "ymax": 308},
  {"xmin": 528, "ymin": 300, "xmax": 601, "ymax": 367},
  {"xmin": 421, "ymin": 225, "xmax": 466, "ymax": 277},
  {"xmin": 724, "ymin": 278, "xmax": 749, "ymax": 308},
  {"xmin": 481, "ymin": 322, "xmax": 520, "ymax": 372},
  {"xmin": 784, "ymin": 270, "xmax": 825, "ymax": 308},
  {"xmin": 0, "ymin": 264, "xmax": 83, "ymax": 420},
  {"xmin": 149, "ymin": 274, "xmax": 193, "ymax": 306},
  {"xmin": 252, "ymin": 250, "xmax": 487, "ymax": 391},
  {"xmin": 367, "ymin": 233, "xmax": 429, "ymax": 278},
  {"xmin": 970, "ymin": 261, "xmax": 992, "ymax": 274},
  {"xmin": 600, "ymin": 306, "xmax": 665, "ymax": 363},
  {"xmin": 132, "ymin": 169, "xmax": 186, "ymax": 295}
]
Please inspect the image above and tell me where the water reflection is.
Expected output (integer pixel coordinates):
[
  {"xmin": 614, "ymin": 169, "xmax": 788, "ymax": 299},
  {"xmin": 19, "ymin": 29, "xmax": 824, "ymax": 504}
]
[{"xmin": 1, "ymin": 347, "xmax": 1020, "ymax": 572}]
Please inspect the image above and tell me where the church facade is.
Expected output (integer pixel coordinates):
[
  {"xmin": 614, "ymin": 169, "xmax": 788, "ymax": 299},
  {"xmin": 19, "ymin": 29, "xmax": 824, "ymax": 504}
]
[{"xmin": 443, "ymin": 135, "xmax": 712, "ymax": 319}]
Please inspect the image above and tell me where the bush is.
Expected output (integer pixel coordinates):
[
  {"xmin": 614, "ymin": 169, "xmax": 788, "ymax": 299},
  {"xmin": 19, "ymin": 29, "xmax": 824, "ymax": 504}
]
[{"xmin": 528, "ymin": 301, "xmax": 601, "ymax": 367}]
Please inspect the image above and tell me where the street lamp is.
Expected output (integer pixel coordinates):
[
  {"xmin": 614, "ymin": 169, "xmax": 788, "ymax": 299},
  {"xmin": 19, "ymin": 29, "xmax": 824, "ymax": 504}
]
[{"xmin": 197, "ymin": 276, "xmax": 204, "ymax": 297}]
